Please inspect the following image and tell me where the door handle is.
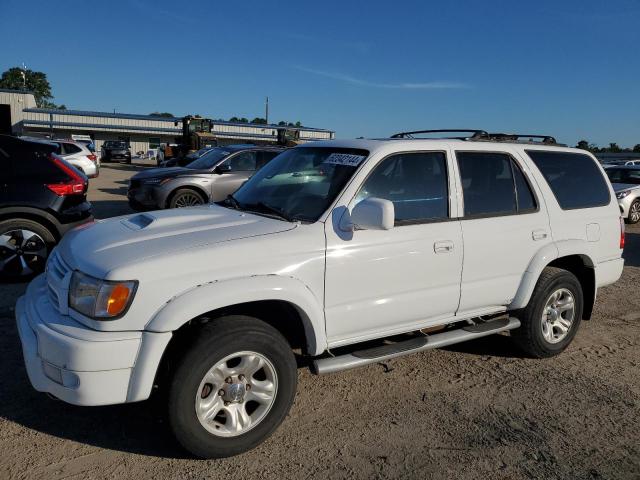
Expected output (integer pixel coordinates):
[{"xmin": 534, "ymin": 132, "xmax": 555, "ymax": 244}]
[
  {"xmin": 434, "ymin": 240, "xmax": 454, "ymax": 253},
  {"xmin": 532, "ymin": 229, "xmax": 548, "ymax": 241}
]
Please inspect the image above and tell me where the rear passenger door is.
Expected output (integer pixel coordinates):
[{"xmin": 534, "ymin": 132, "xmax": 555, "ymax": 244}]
[{"xmin": 453, "ymin": 149, "xmax": 551, "ymax": 314}]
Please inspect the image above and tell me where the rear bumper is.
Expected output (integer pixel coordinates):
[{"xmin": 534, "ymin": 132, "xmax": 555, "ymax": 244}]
[
  {"xmin": 16, "ymin": 275, "xmax": 171, "ymax": 406},
  {"xmin": 596, "ymin": 257, "xmax": 624, "ymax": 288}
]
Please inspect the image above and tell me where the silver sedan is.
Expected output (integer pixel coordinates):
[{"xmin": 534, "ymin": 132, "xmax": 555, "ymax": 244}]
[{"xmin": 604, "ymin": 165, "xmax": 640, "ymax": 223}]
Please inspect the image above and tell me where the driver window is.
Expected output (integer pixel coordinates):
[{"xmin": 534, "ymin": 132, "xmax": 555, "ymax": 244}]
[
  {"xmin": 220, "ymin": 151, "xmax": 257, "ymax": 171},
  {"xmin": 356, "ymin": 152, "xmax": 449, "ymax": 224}
]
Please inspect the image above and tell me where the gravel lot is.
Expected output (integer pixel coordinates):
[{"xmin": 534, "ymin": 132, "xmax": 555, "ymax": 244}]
[{"xmin": 1, "ymin": 162, "xmax": 639, "ymax": 479}]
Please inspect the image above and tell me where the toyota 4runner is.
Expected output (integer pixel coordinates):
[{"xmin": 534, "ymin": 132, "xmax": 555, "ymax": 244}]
[{"xmin": 16, "ymin": 130, "xmax": 624, "ymax": 458}]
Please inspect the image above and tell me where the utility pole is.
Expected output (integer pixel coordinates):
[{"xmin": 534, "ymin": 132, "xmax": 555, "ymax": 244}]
[
  {"xmin": 265, "ymin": 96, "xmax": 269, "ymax": 125},
  {"xmin": 20, "ymin": 62, "xmax": 27, "ymax": 90}
]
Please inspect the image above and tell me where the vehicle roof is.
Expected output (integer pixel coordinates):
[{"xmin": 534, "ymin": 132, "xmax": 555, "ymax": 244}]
[
  {"xmin": 298, "ymin": 138, "xmax": 587, "ymax": 155},
  {"xmin": 220, "ymin": 144, "xmax": 285, "ymax": 152}
]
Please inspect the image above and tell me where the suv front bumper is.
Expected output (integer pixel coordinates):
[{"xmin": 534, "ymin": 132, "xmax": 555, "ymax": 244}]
[{"xmin": 16, "ymin": 275, "xmax": 171, "ymax": 406}]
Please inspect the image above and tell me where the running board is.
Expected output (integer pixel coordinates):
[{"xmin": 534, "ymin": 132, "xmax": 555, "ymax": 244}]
[{"xmin": 312, "ymin": 317, "xmax": 521, "ymax": 375}]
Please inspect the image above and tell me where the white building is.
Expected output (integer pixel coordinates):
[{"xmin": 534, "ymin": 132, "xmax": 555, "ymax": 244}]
[{"xmin": 0, "ymin": 89, "xmax": 334, "ymax": 153}]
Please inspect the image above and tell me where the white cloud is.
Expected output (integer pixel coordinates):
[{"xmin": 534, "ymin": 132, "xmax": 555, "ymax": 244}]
[{"xmin": 294, "ymin": 66, "xmax": 469, "ymax": 89}]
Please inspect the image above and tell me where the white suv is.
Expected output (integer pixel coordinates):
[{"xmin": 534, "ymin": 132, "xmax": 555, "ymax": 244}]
[{"xmin": 16, "ymin": 130, "xmax": 624, "ymax": 458}]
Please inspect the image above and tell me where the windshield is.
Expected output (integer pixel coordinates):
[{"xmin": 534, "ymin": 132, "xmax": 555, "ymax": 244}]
[
  {"xmin": 104, "ymin": 141, "xmax": 127, "ymax": 149},
  {"xmin": 186, "ymin": 148, "xmax": 232, "ymax": 169},
  {"xmin": 229, "ymin": 147, "xmax": 369, "ymax": 222}
]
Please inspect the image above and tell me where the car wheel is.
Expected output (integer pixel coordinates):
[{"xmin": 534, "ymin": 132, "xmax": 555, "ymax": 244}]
[
  {"xmin": 168, "ymin": 316, "xmax": 297, "ymax": 458},
  {"xmin": 511, "ymin": 267, "xmax": 583, "ymax": 358},
  {"xmin": 0, "ymin": 219, "xmax": 55, "ymax": 281},
  {"xmin": 627, "ymin": 199, "xmax": 640, "ymax": 224},
  {"xmin": 169, "ymin": 189, "xmax": 206, "ymax": 208}
]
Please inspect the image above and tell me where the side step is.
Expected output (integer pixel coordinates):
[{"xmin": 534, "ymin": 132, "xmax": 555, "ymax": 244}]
[{"xmin": 312, "ymin": 317, "xmax": 521, "ymax": 375}]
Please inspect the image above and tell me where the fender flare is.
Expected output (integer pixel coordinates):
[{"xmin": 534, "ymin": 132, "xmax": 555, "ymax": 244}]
[
  {"xmin": 145, "ymin": 274, "xmax": 326, "ymax": 355},
  {"xmin": 510, "ymin": 240, "xmax": 595, "ymax": 310}
]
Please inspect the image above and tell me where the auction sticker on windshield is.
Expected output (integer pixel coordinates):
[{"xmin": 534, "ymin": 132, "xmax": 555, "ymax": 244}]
[{"xmin": 323, "ymin": 153, "xmax": 366, "ymax": 167}]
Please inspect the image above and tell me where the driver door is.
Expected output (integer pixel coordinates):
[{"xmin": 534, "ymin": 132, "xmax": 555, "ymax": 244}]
[
  {"xmin": 210, "ymin": 151, "xmax": 257, "ymax": 202},
  {"xmin": 324, "ymin": 151, "xmax": 463, "ymax": 347}
]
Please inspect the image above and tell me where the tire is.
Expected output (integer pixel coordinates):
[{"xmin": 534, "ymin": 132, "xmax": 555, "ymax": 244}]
[
  {"xmin": 626, "ymin": 199, "xmax": 640, "ymax": 224},
  {"xmin": 511, "ymin": 267, "xmax": 583, "ymax": 358},
  {"xmin": 168, "ymin": 316, "xmax": 297, "ymax": 458},
  {"xmin": 168, "ymin": 188, "xmax": 206, "ymax": 209},
  {"xmin": 0, "ymin": 218, "xmax": 56, "ymax": 281}
]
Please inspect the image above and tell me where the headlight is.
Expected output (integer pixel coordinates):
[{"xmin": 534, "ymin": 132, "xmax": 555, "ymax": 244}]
[
  {"xmin": 142, "ymin": 177, "xmax": 170, "ymax": 185},
  {"xmin": 616, "ymin": 190, "xmax": 631, "ymax": 199},
  {"xmin": 69, "ymin": 271, "xmax": 137, "ymax": 319}
]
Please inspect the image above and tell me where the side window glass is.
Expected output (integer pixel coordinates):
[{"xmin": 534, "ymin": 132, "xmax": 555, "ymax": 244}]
[
  {"xmin": 356, "ymin": 152, "xmax": 449, "ymax": 224},
  {"xmin": 257, "ymin": 151, "xmax": 280, "ymax": 168},
  {"xmin": 227, "ymin": 151, "xmax": 257, "ymax": 171},
  {"xmin": 511, "ymin": 160, "xmax": 537, "ymax": 211},
  {"xmin": 457, "ymin": 152, "xmax": 516, "ymax": 216}
]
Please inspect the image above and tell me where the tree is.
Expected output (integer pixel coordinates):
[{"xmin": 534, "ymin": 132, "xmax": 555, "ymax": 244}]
[
  {"xmin": 576, "ymin": 140, "xmax": 590, "ymax": 150},
  {"xmin": 251, "ymin": 117, "xmax": 267, "ymax": 124},
  {"xmin": 277, "ymin": 121, "xmax": 286, "ymax": 126},
  {"xmin": 608, "ymin": 143, "xmax": 621, "ymax": 153},
  {"xmin": 0, "ymin": 66, "xmax": 54, "ymax": 107},
  {"xmin": 633, "ymin": 144, "xmax": 640, "ymax": 153},
  {"xmin": 149, "ymin": 112, "xmax": 174, "ymax": 118}
]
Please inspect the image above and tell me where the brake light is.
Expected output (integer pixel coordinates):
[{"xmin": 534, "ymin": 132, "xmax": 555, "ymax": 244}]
[
  {"xmin": 620, "ymin": 217, "xmax": 625, "ymax": 249},
  {"xmin": 87, "ymin": 154, "xmax": 97, "ymax": 162},
  {"xmin": 45, "ymin": 154, "xmax": 86, "ymax": 196}
]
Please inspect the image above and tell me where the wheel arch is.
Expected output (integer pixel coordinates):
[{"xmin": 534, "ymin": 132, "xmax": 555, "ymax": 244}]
[
  {"xmin": 0, "ymin": 207, "xmax": 62, "ymax": 240},
  {"xmin": 511, "ymin": 240, "xmax": 596, "ymax": 320}
]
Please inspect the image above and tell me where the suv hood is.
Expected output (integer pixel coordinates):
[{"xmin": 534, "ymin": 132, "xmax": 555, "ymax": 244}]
[
  {"xmin": 58, "ymin": 204, "xmax": 296, "ymax": 278},
  {"xmin": 132, "ymin": 166, "xmax": 208, "ymax": 180},
  {"xmin": 612, "ymin": 183, "xmax": 640, "ymax": 193}
]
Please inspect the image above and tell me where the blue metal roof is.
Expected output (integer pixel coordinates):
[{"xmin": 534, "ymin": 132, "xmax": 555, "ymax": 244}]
[
  {"xmin": 0, "ymin": 88, "xmax": 35, "ymax": 95},
  {"xmin": 22, "ymin": 119, "xmax": 181, "ymax": 133}
]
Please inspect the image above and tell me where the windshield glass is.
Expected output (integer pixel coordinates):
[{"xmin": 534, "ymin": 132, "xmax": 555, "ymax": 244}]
[
  {"xmin": 230, "ymin": 147, "xmax": 369, "ymax": 222},
  {"xmin": 606, "ymin": 168, "xmax": 640, "ymax": 185},
  {"xmin": 104, "ymin": 141, "xmax": 127, "ymax": 149},
  {"xmin": 186, "ymin": 148, "xmax": 232, "ymax": 169}
]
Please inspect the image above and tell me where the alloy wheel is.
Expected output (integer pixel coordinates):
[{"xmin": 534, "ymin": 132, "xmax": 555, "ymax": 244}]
[
  {"xmin": 0, "ymin": 229, "xmax": 48, "ymax": 277},
  {"xmin": 541, "ymin": 288, "xmax": 575, "ymax": 344},
  {"xmin": 174, "ymin": 193, "xmax": 204, "ymax": 208}
]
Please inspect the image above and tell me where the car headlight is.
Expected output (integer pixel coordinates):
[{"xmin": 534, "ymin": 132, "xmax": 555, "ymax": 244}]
[
  {"xmin": 617, "ymin": 190, "xmax": 631, "ymax": 199},
  {"xmin": 69, "ymin": 271, "xmax": 137, "ymax": 319}
]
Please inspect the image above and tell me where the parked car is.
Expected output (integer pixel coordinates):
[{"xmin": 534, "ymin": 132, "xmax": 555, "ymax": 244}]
[
  {"xmin": 51, "ymin": 139, "xmax": 99, "ymax": 178},
  {"xmin": 0, "ymin": 135, "xmax": 92, "ymax": 280},
  {"xmin": 603, "ymin": 159, "xmax": 640, "ymax": 166},
  {"xmin": 101, "ymin": 140, "xmax": 132, "ymax": 163},
  {"xmin": 16, "ymin": 131, "xmax": 624, "ymax": 458},
  {"xmin": 128, "ymin": 145, "xmax": 284, "ymax": 210},
  {"xmin": 604, "ymin": 165, "xmax": 640, "ymax": 223},
  {"xmin": 71, "ymin": 135, "xmax": 96, "ymax": 154}
]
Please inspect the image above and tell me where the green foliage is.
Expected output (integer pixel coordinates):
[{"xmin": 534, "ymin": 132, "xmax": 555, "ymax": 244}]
[
  {"xmin": 149, "ymin": 112, "xmax": 174, "ymax": 118},
  {"xmin": 634, "ymin": 144, "xmax": 640, "ymax": 153},
  {"xmin": 251, "ymin": 117, "xmax": 267, "ymax": 124},
  {"xmin": 0, "ymin": 66, "xmax": 54, "ymax": 107}
]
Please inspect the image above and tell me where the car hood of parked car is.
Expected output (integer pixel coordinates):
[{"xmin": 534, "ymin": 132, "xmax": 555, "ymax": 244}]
[
  {"xmin": 57, "ymin": 204, "xmax": 297, "ymax": 279},
  {"xmin": 612, "ymin": 183, "xmax": 640, "ymax": 193},
  {"xmin": 132, "ymin": 166, "xmax": 209, "ymax": 180}
]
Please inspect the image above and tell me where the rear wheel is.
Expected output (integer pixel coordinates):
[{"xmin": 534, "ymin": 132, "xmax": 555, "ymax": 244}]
[
  {"xmin": 627, "ymin": 199, "xmax": 640, "ymax": 224},
  {"xmin": 0, "ymin": 219, "xmax": 55, "ymax": 281},
  {"xmin": 169, "ymin": 189, "xmax": 206, "ymax": 208},
  {"xmin": 511, "ymin": 267, "xmax": 583, "ymax": 358},
  {"xmin": 168, "ymin": 316, "xmax": 297, "ymax": 458}
]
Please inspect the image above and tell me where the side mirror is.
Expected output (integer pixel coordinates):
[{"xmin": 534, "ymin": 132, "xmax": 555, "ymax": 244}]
[
  {"xmin": 350, "ymin": 197, "xmax": 394, "ymax": 230},
  {"xmin": 214, "ymin": 164, "xmax": 232, "ymax": 174}
]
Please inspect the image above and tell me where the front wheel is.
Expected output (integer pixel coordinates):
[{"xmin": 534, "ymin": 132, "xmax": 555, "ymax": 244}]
[
  {"xmin": 0, "ymin": 219, "xmax": 55, "ymax": 281},
  {"xmin": 169, "ymin": 189, "xmax": 205, "ymax": 208},
  {"xmin": 511, "ymin": 267, "xmax": 583, "ymax": 358},
  {"xmin": 168, "ymin": 316, "xmax": 297, "ymax": 458}
]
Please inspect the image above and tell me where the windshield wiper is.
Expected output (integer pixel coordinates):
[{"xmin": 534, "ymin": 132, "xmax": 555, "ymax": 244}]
[{"xmin": 244, "ymin": 202, "xmax": 295, "ymax": 222}]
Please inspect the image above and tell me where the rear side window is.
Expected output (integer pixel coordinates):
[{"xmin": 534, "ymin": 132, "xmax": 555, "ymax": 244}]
[
  {"xmin": 527, "ymin": 150, "xmax": 610, "ymax": 209},
  {"xmin": 457, "ymin": 152, "xmax": 535, "ymax": 217},
  {"xmin": 61, "ymin": 143, "xmax": 82, "ymax": 155},
  {"xmin": 257, "ymin": 151, "xmax": 281, "ymax": 168}
]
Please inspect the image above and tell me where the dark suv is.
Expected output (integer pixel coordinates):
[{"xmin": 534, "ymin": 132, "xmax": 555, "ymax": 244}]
[
  {"xmin": 101, "ymin": 140, "xmax": 132, "ymax": 163},
  {"xmin": 0, "ymin": 135, "xmax": 93, "ymax": 280}
]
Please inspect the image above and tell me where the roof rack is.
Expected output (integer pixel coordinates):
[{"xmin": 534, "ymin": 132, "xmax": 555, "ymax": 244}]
[
  {"xmin": 389, "ymin": 129, "xmax": 564, "ymax": 146},
  {"xmin": 390, "ymin": 129, "xmax": 488, "ymax": 139}
]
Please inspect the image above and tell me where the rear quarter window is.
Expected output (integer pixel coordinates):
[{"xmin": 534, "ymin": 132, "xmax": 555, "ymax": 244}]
[{"xmin": 526, "ymin": 150, "xmax": 611, "ymax": 210}]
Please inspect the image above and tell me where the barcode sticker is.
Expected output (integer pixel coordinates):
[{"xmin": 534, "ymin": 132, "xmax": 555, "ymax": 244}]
[{"xmin": 323, "ymin": 153, "xmax": 366, "ymax": 167}]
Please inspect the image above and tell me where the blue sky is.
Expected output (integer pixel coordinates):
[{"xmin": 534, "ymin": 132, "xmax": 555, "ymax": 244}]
[{"xmin": 1, "ymin": 0, "xmax": 639, "ymax": 147}]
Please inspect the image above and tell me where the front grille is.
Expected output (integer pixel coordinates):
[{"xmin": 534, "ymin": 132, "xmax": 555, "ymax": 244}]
[{"xmin": 46, "ymin": 250, "xmax": 71, "ymax": 313}]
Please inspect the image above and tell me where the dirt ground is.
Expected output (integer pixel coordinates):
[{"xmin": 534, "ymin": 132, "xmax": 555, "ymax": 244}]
[{"xmin": 1, "ymin": 162, "xmax": 639, "ymax": 480}]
